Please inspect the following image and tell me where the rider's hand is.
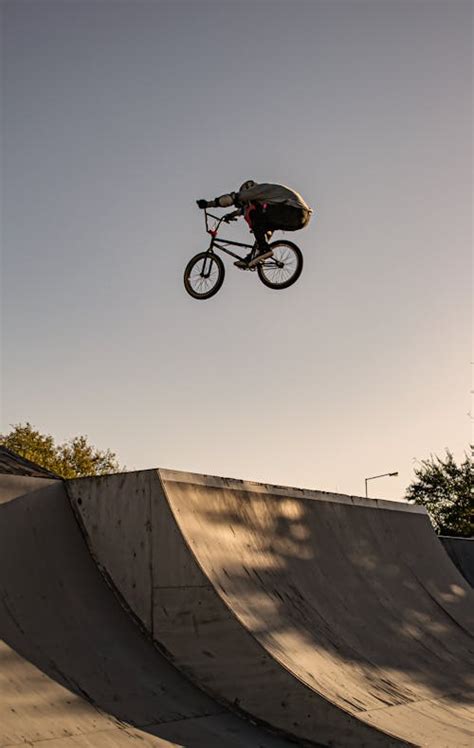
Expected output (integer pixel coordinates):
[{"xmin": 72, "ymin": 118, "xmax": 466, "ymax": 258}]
[
  {"xmin": 196, "ymin": 199, "xmax": 208, "ymax": 209},
  {"xmin": 223, "ymin": 211, "xmax": 239, "ymax": 223}
]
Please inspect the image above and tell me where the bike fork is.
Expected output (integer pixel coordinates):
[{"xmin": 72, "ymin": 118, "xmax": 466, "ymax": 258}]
[{"xmin": 201, "ymin": 253, "xmax": 213, "ymax": 278}]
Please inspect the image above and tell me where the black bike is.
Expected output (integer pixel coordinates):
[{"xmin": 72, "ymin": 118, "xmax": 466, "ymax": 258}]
[{"xmin": 184, "ymin": 210, "xmax": 304, "ymax": 300}]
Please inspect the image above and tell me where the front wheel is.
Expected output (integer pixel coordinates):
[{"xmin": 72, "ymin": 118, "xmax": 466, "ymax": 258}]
[
  {"xmin": 257, "ymin": 241, "xmax": 303, "ymax": 290},
  {"xmin": 184, "ymin": 252, "xmax": 225, "ymax": 300}
]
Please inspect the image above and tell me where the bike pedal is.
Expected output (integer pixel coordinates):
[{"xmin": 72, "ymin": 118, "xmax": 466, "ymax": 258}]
[{"xmin": 248, "ymin": 251, "xmax": 273, "ymax": 268}]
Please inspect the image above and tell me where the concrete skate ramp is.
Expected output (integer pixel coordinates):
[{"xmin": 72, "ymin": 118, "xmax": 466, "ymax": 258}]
[
  {"xmin": 440, "ymin": 537, "xmax": 474, "ymax": 587},
  {"xmin": 0, "ymin": 476, "xmax": 296, "ymax": 748},
  {"xmin": 67, "ymin": 470, "xmax": 474, "ymax": 747}
]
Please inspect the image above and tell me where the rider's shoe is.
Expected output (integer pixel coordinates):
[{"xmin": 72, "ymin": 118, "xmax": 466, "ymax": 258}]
[
  {"xmin": 248, "ymin": 247, "xmax": 273, "ymax": 267},
  {"xmin": 234, "ymin": 253, "xmax": 253, "ymax": 269},
  {"xmin": 234, "ymin": 246, "xmax": 274, "ymax": 269}
]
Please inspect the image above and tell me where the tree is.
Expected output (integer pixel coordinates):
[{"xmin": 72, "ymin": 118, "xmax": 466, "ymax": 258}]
[
  {"xmin": 405, "ymin": 449, "xmax": 473, "ymax": 537},
  {"xmin": 0, "ymin": 422, "xmax": 121, "ymax": 479}
]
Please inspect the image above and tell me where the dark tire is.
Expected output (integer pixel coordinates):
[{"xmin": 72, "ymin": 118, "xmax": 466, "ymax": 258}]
[
  {"xmin": 257, "ymin": 240, "xmax": 303, "ymax": 290},
  {"xmin": 184, "ymin": 252, "xmax": 225, "ymax": 300}
]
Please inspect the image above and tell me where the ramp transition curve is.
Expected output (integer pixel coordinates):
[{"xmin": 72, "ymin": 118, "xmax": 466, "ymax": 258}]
[{"xmin": 0, "ymin": 475, "xmax": 296, "ymax": 747}]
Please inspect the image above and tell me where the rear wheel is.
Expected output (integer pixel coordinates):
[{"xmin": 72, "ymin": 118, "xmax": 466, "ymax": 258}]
[
  {"xmin": 257, "ymin": 241, "xmax": 303, "ymax": 290},
  {"xmin": 184, "ymin": 252, "xmax": 225, "ymax": 300}
]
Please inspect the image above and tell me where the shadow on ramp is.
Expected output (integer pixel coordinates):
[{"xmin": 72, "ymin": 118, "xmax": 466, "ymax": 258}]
[{"xmin": 440, "ymin": 537, "xmax": 474, "ymax": 588}]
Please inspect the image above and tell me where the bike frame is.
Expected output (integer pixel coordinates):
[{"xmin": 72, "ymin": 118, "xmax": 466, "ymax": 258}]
[{"xmin": 203, "ymin": 210, "xmax": 256, "ymax": 262}]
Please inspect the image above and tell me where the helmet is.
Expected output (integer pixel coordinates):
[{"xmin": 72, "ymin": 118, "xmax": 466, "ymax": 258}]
[{"xmin": 239, "ymin": 180, "xmax": 257, "ymax": 192}]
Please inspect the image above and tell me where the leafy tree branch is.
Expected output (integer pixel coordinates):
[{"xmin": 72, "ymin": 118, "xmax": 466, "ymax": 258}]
[
  {"xmin": 0, "ymin": 423, "xmax": 121, "ymax": 479},
  {"xmin": 406, "ymin": 449, "xmax": 473, "ymax": 537}
]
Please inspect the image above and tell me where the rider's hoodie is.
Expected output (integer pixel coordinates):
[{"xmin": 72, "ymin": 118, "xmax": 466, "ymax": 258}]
[{"xmin": 212, "ymin": 183, "xmax": 313, "ymax": 214}]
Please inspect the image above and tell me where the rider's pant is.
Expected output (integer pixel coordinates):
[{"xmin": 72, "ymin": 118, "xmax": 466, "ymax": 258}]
[{"xmin": 249, "ymin": 203, "xmax": 310, "ymax": 249}]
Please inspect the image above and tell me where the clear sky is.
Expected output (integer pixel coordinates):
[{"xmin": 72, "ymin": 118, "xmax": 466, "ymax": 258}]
[{"xmin": 1, "ymin": 0, "xmax": 472, "ymax": 500}]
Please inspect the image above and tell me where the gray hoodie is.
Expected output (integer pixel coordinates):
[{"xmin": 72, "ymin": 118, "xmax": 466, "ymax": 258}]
[{"xmin": 214, "ymin": 182, "xmax": 313, "ymax": 213}]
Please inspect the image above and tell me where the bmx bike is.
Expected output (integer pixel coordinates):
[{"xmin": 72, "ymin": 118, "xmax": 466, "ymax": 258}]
[{"xmin": 183, "ymin": 209, "xmax": 303, "ymax": 300}]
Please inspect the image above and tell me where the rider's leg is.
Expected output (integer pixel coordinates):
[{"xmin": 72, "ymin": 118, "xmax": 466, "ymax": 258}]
[
  {"xmin": 234, "ymin": 205, "xmax": 272, "ymax": 268},
  {"xmin": 250, "ymin": 208, "xmax": 273, "ymax": 254}
]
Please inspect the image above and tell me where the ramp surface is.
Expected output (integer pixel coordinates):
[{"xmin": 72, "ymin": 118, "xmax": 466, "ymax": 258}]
[
  {"xmin": 0, "ymin": 476, "xmax": 296, "ymax": 747},
  {"xmin": 66, "ymin": 469, "xmax": 474, "ymax": 747}
]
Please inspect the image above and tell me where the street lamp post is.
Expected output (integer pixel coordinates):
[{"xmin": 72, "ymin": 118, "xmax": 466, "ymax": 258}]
[{"xmin": 365, "ymin": 472, "xmax": 398, "ymax": 498}]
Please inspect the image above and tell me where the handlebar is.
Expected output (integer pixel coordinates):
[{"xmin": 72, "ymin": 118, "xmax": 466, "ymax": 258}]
[{"xmin": 201, "ymin": 208, "xmax": 240, "ymax": 236}]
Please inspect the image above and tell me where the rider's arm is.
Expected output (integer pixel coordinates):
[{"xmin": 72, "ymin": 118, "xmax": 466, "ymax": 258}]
[
  {"xmin": 208, "ymin": 192, "xmax": 237, "ymax": 208},
  {"xmin": 197, "ymin": 192, "xmax": 239, "ymax": 210}
]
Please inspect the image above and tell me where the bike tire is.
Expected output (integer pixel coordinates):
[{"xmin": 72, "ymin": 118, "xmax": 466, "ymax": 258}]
[
  {"xmin": 257, "ymin": 241, "xmax": 303, "ymax": 290},
  {"xmin": 184, "ymin": 252, "xmax": 225, "ymax": 300}
]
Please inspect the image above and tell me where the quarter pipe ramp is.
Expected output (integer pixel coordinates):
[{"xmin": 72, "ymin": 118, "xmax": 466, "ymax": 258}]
[{"xmin": 66, "ymin": 469, "xmax": 474, "ymax": 747}]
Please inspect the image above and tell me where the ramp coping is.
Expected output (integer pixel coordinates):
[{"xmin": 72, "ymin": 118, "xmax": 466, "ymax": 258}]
[{"xmin": 158, "ymin": 468, "xmax": 426, "ymax": 515}]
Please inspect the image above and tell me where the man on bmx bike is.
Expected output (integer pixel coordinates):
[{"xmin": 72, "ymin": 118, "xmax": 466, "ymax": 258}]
[{"xmin": 197, "ymin": 180, "xmax": 313, "ymax": 268}]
